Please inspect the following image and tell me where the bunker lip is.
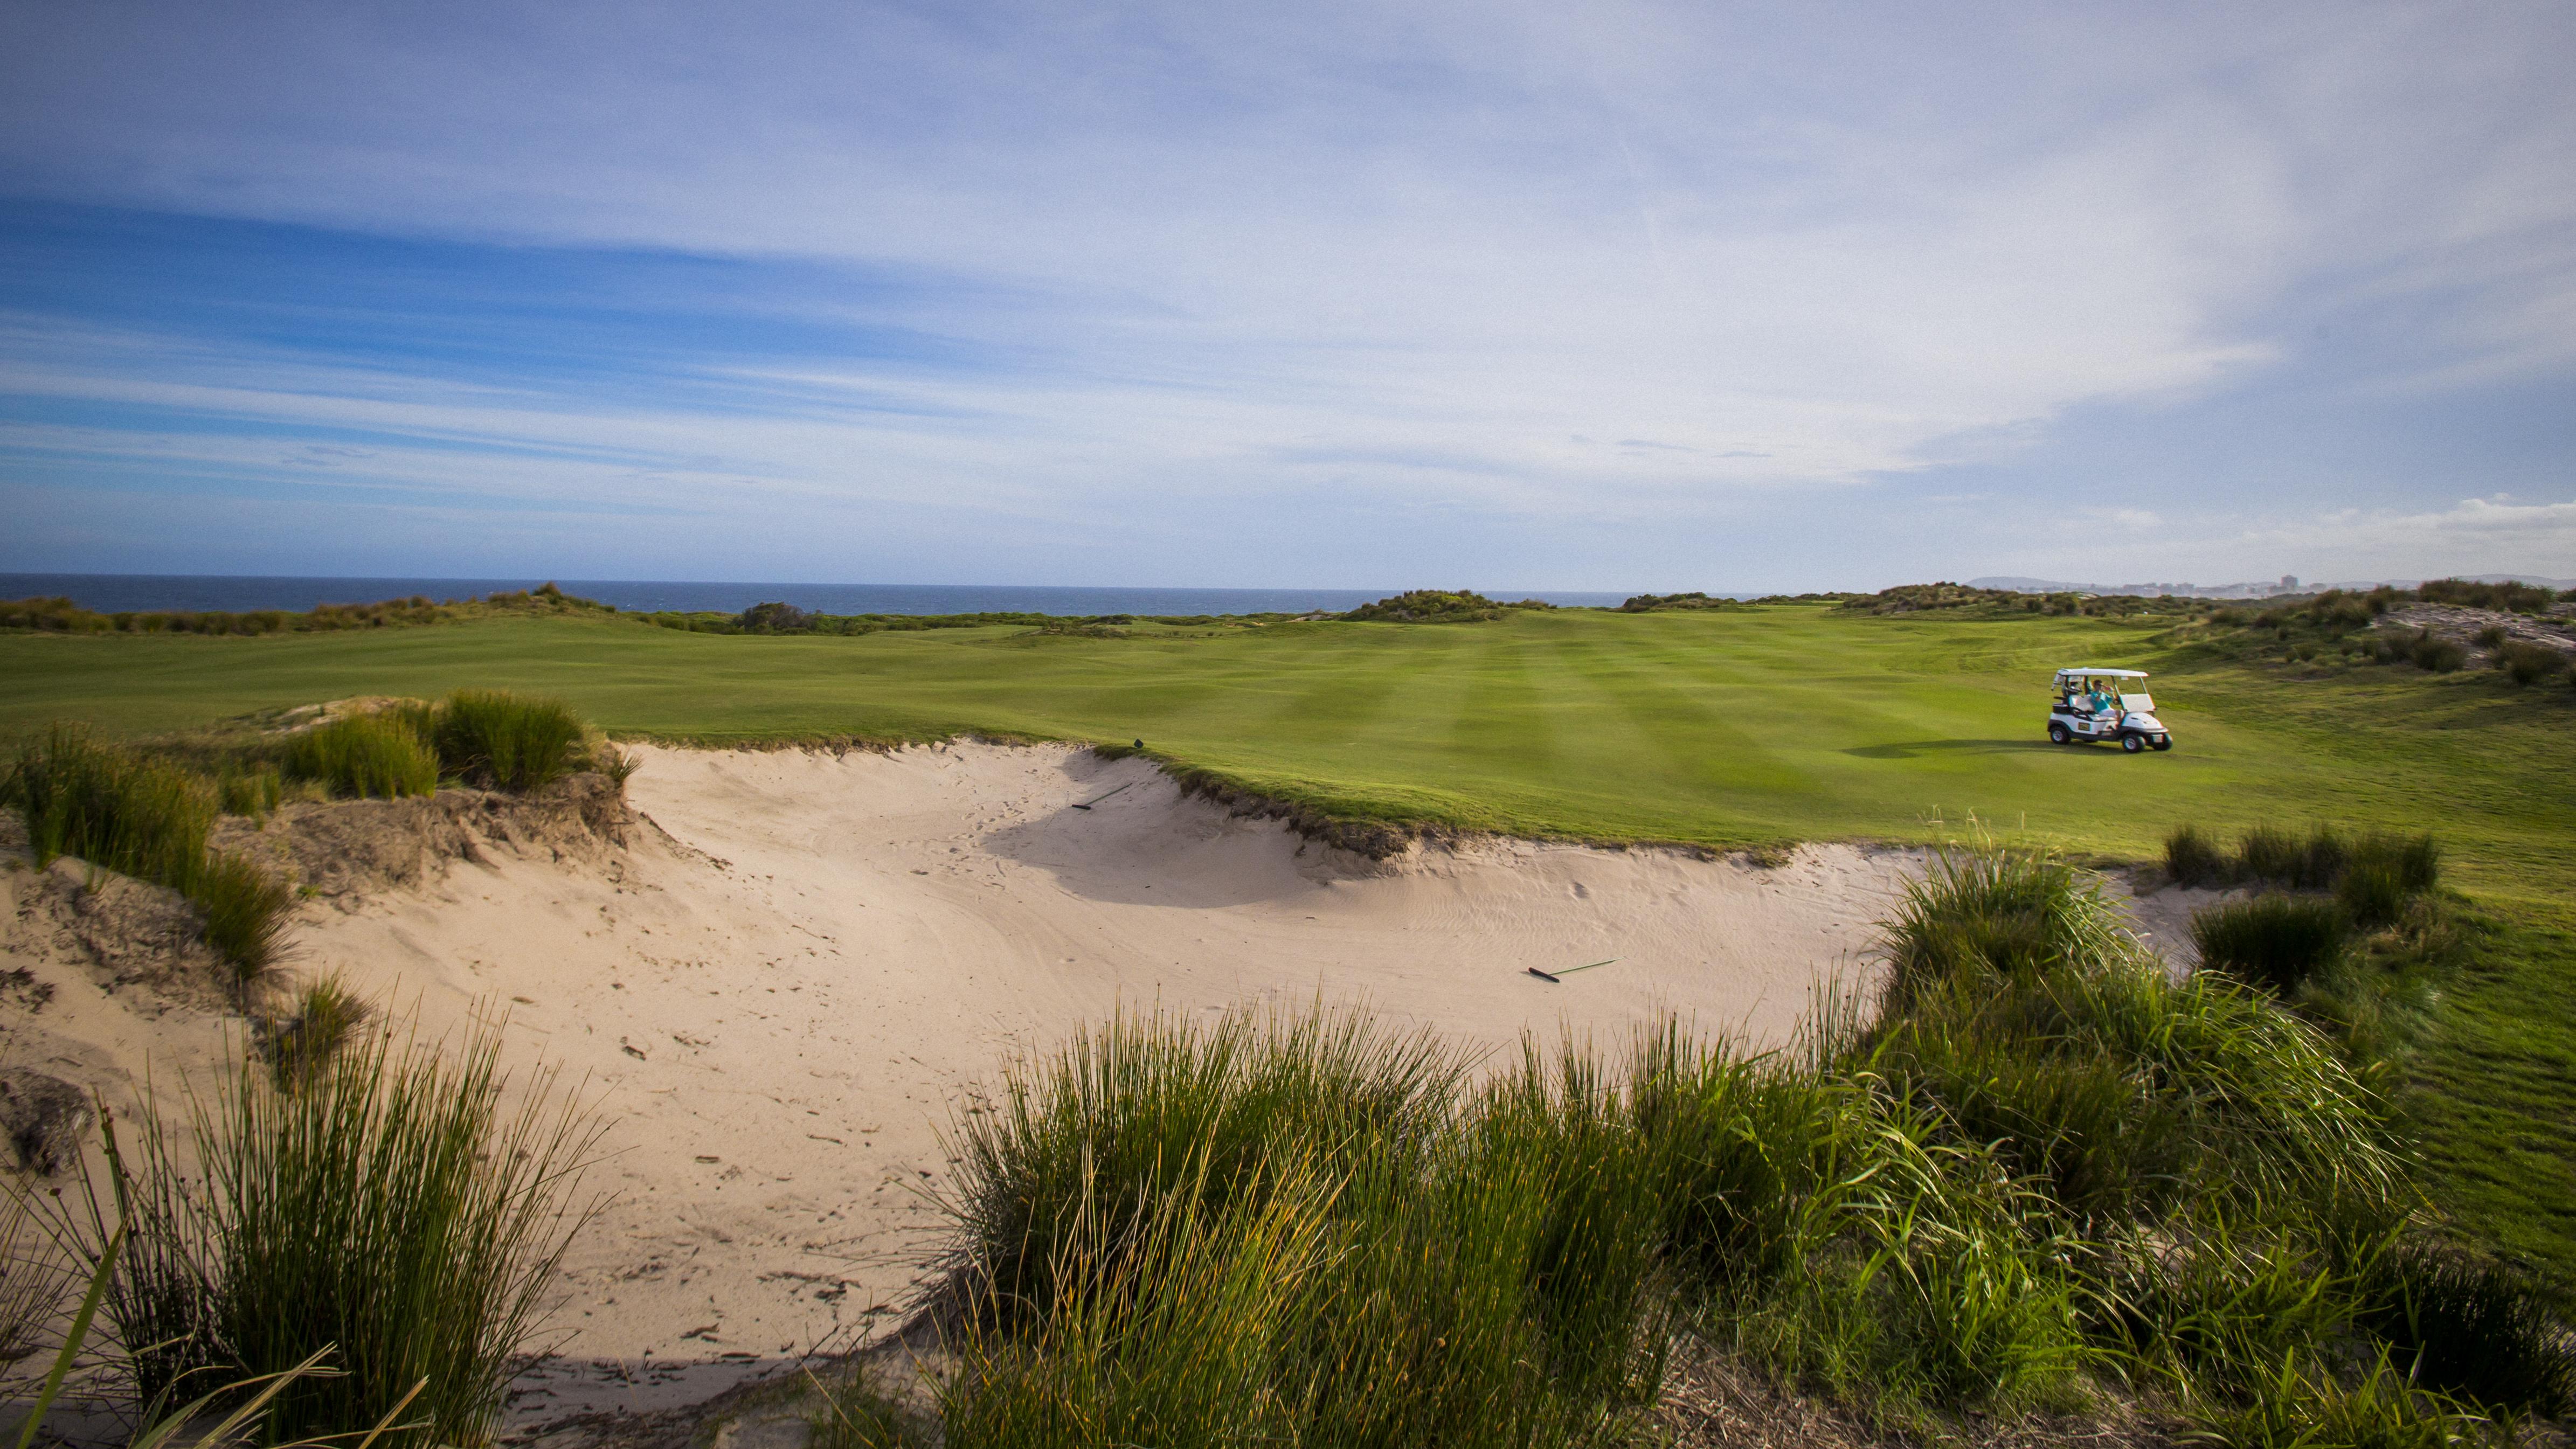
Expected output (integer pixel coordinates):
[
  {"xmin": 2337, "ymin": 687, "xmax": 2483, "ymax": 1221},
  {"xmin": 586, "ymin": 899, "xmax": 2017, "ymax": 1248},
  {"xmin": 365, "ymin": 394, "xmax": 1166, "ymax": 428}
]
[{"xmin": 4, "ymin": 741, "xmax": 1948, "ymax": 1427}]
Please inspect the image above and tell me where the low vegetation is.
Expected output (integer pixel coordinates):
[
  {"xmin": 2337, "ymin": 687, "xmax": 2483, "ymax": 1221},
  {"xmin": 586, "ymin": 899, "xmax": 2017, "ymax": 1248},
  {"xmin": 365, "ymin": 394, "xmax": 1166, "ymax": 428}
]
[
  {"xmin": 0, "ymin": 581, "xmax": 615, "ymax": 636},
  {"xmin": 285, "ymin": 712, "xmax": 439, "ymax": 799},
  {"xmin": 1617, "ymin": 591, "xmax": 1746, "ymax": 612},
  {"xmin": 1343, "ymin": 588, "xmax": 1525, "ymax": 622},
  {"xmin": 918, "ymin": 848, "xmax": 2571, "ymax": 1445},
  {"xmin": 4, "ymin": 725, "xmax": 292, "ymax": 988},
  {"xmin": 81, "ymin": 1014, "xmax": 604, "ymax": 1446}
]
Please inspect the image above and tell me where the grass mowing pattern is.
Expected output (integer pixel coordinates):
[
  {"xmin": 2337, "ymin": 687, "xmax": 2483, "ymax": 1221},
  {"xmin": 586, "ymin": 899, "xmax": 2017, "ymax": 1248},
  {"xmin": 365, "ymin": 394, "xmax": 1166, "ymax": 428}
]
[
  {"xmin": 284, "ymin": 713, "xmax": 437, "ymax": 799},
  {"xmin": 89, "ymin": 1016, "xmax": 603, "ymax": 1446},
  {"xmin": 5, "ymin": 726, "xmax": 290, "ymax": 988}
]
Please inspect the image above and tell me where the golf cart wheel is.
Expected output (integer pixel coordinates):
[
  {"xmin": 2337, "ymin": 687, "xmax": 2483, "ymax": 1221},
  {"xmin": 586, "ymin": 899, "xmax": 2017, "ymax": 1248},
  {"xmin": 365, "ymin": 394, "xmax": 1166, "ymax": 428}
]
[
  {"xmin": 2152, "ymin": 738, "xmax": 2173, "ymax": 752},
  {"xmin": 2121, "ymin": 733, "xmax": 2145, "ymax": 753},
  {"xmin": 2048, "ymin": 722, "xmax": 2071, "ymax": 745}
]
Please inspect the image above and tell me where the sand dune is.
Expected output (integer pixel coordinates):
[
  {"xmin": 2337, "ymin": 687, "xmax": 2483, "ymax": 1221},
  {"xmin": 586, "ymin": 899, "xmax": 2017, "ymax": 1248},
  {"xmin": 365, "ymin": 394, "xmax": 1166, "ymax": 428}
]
[{"xmin": 5, "ymin": 743, "xmax": 1968, "ymax": 1423}]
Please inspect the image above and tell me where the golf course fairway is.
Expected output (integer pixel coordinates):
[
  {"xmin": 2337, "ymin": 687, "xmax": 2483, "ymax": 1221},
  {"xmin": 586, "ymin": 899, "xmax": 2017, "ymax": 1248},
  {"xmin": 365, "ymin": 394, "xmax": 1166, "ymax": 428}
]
[{"xmin": 6, "ymin": 601, "xmax": 2573, "ymax": 1279}]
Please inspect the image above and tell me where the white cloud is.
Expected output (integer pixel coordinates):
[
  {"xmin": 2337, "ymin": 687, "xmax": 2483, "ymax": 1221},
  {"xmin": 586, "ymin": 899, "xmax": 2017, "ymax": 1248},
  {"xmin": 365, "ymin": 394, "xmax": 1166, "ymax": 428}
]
[{"xmin": 2, "ymin": 0, "xmax": 2572, "ymax": 582}]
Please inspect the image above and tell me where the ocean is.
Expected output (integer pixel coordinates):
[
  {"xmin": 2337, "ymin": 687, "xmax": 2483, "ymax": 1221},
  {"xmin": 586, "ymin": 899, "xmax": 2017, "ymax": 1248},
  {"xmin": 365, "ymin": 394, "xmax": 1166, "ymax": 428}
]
[{"xmin": 1, "ymin": 574, "xmax": 1639, "ymax": 618}]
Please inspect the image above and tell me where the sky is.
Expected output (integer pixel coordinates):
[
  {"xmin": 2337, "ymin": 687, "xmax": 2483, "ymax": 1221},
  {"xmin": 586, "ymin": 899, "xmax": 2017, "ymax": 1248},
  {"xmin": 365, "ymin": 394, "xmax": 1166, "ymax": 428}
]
[{"xmin": 2, "ymin": 1, "xmax": 2572, "ymax": 592}]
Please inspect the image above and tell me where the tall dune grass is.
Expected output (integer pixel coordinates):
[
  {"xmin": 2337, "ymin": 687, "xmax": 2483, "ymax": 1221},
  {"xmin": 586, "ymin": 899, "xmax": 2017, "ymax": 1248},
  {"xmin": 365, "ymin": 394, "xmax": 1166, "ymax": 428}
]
[
  {"xmin": 917, "ymin": 844, "xmax": 2542, "ymax": 1445},
  {"xmin": 285, "ymin": 713, "xmax": 437, "ymax": 799},
  {"xmin": 2191, "ymin": 896, "xmax": 2351, "ymax": 995},
  {"xmin": 430, "ymin": 690, "xmax": 585, "ymax": 793},
  {"xmin": 88, "ymin": 1016, "xmax": 605, "ymax": 1445},
  {"xmin": 6, "ymin": 725, "xmax": 292, "ymax": 988}
]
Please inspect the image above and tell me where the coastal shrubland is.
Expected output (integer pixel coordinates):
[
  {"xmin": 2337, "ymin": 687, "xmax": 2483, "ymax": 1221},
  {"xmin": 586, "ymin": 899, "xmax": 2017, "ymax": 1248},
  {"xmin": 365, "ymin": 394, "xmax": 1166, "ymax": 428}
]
[
  {"xmin": 1617, "ymin": 591, "xmax": 1745, "ymax": 612},
  {"xmin": 1342, "ymin": 588, "xmax": 1517, "ymax": 622},
  {"xmin": 0, "ymin": 580, "xmax": 614, "ymax": 636}
]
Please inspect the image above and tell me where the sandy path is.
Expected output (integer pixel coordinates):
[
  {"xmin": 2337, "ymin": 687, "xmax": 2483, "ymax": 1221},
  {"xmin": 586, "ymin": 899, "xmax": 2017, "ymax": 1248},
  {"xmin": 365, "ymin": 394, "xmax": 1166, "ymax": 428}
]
[{"xmin": 5, "ymin": 742, "xmax": 1933, "ymax": 1424}]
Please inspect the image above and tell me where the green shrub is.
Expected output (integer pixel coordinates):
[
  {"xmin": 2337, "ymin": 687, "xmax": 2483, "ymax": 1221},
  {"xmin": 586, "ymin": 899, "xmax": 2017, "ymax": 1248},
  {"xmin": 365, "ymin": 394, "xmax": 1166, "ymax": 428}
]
[
  {"xmin": 2494, "ymin": 640, "xmax": 2569, "ymax": 685},
  {"xmin": 2407, "ymin": 633, "xmax": 2466, "ymax": 672},
  {"xmin": 285, "ymin": 713, "xmax": 438, "ymax": 799},
  {"xmin": 2165, "ymin": 823, "xmax": 2231, "ymax": 886},
  {"xmin": 1343, "ymin": 590, "xmax": 1507, "ymax": 623},
  {"xmin": 90, "ymin": 1019, "xmax": 604, "ymax": 1445},
  {"xmin": 432, "ymin": 690, "xmax": 585, "ymax": 793},
  {"xmin": 2192, "ymin": 896, "xmax": 2350, "ymax": 995},
  {"xmin": 2473, "ymin": 624, "xmax": 2508, "ymax": 649}
]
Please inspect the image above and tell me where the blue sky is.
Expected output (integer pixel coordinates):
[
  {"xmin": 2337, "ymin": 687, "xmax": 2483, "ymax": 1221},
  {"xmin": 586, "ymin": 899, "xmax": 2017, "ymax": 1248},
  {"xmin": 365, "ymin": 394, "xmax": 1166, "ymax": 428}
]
[{"xmin": 2, "ymin": 0, "xmax": 2571, "ymax": 591}]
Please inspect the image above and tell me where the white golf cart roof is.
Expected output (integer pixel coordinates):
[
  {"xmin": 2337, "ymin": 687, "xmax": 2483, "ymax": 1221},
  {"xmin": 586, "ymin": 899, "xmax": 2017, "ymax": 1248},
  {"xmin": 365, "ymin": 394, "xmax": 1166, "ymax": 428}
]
[{"xmin": 2055, "ymin": 667, "xmax": 2148, "ymax": 678}]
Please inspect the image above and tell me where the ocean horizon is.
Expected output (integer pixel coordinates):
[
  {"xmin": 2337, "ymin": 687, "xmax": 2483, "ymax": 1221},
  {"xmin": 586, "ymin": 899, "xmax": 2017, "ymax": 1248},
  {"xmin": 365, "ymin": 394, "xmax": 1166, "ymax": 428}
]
[{"xmin": 1, "ymin": 573, "xmax": 1658, "ymax": 618}]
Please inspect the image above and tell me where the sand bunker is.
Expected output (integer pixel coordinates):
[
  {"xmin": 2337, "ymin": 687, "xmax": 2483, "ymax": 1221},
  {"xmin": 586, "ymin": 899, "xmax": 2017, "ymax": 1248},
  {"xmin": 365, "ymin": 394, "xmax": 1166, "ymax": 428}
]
[{"xmin": 3, "ymin": 743, "xmax": 1997, "ymax": 1424}]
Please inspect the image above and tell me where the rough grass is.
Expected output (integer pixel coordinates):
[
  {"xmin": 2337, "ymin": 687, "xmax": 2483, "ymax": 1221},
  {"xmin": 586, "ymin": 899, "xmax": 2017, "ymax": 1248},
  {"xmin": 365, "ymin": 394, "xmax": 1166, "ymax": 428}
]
[
  {"xmin": 430, "ymin": 689, "xmax": 585, "ymax": 793},
  {"xmin": 285, "ymin": 712, "xmax": 437, "ymax": 799},
  {"xmin": 86, "ymin": 1017, "xmax": 605, "ymax": 1446},
  {"xmin": 2192, "ymin": 896, "xmax": 2352, "ymax": 995},
  {"xmin": 920, "ymin": 848, "xmax": 2546, "ymax": 1445},
  {"xmin": 5, "ymin": 725, "xmax": 292, "ymax": 987}
]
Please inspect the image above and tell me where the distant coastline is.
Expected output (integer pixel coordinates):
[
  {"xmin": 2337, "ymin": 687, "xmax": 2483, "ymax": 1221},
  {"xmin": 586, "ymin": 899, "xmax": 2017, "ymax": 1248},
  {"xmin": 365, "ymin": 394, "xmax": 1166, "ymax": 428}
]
[{"xmin": 0, "ymin": 573, "xmax": 1640, "ymax": 619}]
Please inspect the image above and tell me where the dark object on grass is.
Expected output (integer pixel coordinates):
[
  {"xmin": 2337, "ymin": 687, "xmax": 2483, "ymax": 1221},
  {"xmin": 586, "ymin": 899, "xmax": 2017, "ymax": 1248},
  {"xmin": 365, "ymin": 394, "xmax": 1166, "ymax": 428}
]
[
  {"xmin": 0, "ymin": 1069, "xmax": 93, "ymax": 1176},
  {"xmin": 1071, "ymin": 782, "xmax": 1135, "ymax": 811},
  {"xmin": 2191, "ymin": 895, "xmax": 2348, "ymax": 994},
  {"xmin": 1526, "ymin": 959, "xmax": 1616, "ymax": 983}
]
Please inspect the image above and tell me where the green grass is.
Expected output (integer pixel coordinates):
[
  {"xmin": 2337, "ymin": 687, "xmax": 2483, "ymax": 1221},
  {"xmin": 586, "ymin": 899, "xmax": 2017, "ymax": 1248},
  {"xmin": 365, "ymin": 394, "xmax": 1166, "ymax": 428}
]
[
  {"xmin": 87, "ymin": 1017, "xmax": 604, "ymax": 1446},
  {"xmin": 2192, "ymin": 896, "xmax": 2352, "ymax": 995},
  {"xmin": 284, "ymin": 713, "xmax": 438, "ymax": 799},
  {"xmin": 6, "ymin": 726, "xmax": 293, "ymax": 989},
  {"xmin": 5, "ymin": 604, "xmax": 2574, "ymax": 1284},
  {"xmin": 925, "ymin": 850, "xmax": 2563, "ymax": 1444}
]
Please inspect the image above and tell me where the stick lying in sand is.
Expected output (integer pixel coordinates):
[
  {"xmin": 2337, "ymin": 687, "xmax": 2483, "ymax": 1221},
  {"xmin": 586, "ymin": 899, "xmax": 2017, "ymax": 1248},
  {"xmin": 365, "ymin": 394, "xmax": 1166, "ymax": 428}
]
[
  {"xmin": 1071, "ymin": 782, "xmax": 1137, "ymax": 811},
  {"xmin": 1527, "ymin": 959, "xmax": 1618, "ymax": 983}
]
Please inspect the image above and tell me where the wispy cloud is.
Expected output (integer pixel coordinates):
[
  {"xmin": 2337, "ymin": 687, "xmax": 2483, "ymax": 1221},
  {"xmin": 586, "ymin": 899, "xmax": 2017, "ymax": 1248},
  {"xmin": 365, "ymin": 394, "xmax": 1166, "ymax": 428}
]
[{"xmin": 1, "ymin": 0, "xmax": 2571, "ymax": 585}]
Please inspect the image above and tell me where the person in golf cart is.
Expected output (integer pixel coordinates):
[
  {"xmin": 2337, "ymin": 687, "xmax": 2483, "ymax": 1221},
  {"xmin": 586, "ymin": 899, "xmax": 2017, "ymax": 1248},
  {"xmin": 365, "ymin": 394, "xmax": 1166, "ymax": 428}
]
[{"xmin": 2047, "ymin": 667, "xmax": 2173, "ymax": 752}]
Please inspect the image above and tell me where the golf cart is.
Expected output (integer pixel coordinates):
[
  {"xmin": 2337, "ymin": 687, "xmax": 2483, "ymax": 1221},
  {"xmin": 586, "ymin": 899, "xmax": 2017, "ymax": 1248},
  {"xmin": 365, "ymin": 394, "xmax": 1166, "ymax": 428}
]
[{"xmin": 2047, "ymin": 668, "xmax": 2173, "ymax": 752}]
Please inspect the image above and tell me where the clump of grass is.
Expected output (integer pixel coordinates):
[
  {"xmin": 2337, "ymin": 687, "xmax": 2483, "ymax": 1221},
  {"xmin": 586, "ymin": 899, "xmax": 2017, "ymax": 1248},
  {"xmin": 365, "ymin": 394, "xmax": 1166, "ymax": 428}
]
[
  {"xmin": 2407, "ymin": 632, "xmax": 2467, "ymax": 672},
  {"xmin": 262, "ymin": 975, "xmax": 371, "ymax": 1091},
  {"xmin": 2494, "ymin": 640, "xmax": 2570, "ymax": 686},
  {"xmin": 6, "ymin": 726, "xmax": 294, "ymax": 987},
  {"xmin": 87, "ymin": 1016, "xmax": 605, "ymax": 1445},
  {"xmin": 2354, "ymin": 1246, "xmax": 2576, "ymax": 1418},
  {"xmin": 809, "ymin": 1364, "xmax": 930, "ymax": 1449},
  {"xmin": 284, "ymin": 713, "xmax": 437, "ymax": 799},
  {"xmin": 431, "ymin": 690, "xmax": 585, "ymax": 793},
  {"xmin": 2165, "ymin": 822, "xmax": 2230, "ymax": 886},
  {"xmin": 2191, "ymin": 896, "xmax": 2350, "ymax": 995},
  {"xmin": 195, "ymin": 850, "xmax": 296, "ymax": 991},
  {"xmin": 9, "ymin": 724, "xmax": 213, "ymax": 888},
  {"xmin": 0, "ymin": 1182, "xmax": 71, "ymax": 1371},
  {"xmin": 214, "ymin": 762, "xmax": 282, "ymax": 819}
]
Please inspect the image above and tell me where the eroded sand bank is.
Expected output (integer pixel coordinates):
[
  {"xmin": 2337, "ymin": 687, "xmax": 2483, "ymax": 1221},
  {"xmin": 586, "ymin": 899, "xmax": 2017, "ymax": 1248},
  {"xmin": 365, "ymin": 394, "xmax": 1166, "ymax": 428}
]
[{"xmin": 2, "ymin": 742, "xmax": 2022, "ymax": 1423}]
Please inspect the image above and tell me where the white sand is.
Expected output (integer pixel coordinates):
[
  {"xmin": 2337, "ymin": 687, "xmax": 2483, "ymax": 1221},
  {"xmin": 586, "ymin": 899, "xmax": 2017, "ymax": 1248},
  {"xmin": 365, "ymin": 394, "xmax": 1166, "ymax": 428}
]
[{"xmin": 5, "ymin": 742, "xmax": 1955, "ymax": 1423}]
